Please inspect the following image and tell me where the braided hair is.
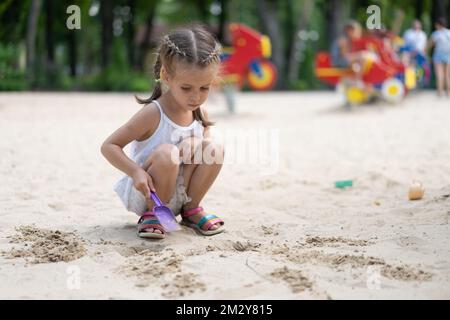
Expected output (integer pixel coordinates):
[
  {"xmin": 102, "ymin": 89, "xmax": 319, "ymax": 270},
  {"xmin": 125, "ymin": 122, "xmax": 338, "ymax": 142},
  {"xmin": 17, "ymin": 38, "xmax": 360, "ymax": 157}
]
[{"xmin": 135, "ymin": 25, "xmax": 222, "ymax": 127}]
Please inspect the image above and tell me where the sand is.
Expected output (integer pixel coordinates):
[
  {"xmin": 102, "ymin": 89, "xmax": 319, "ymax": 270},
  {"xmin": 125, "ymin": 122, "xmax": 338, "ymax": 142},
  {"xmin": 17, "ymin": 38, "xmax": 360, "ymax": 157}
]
[
  {"xmin": 3, "ymin": 226, "xmax": 86, "ymax": 264},
  {"xmin": 0, "ymin": 91, "xmax": 449, "ymax": 299}
]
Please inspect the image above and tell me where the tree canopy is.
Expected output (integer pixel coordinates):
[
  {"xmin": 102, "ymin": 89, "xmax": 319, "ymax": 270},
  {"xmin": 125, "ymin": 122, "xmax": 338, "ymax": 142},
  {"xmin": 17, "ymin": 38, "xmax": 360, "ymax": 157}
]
[{"xmin": 1, "ymin": 0, "xmax": 449, "ymax": 91}]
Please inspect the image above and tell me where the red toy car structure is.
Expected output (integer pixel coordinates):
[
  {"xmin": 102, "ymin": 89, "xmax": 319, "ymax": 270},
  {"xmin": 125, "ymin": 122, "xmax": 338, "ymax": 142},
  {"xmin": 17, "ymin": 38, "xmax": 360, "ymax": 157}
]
[
  {"xmin": 315, "ymin": 32, "xmax": 420, "ymax": 105},
  {"xmin": 220, "ymin": 23, "xmax": 277, "ymax": 91}
]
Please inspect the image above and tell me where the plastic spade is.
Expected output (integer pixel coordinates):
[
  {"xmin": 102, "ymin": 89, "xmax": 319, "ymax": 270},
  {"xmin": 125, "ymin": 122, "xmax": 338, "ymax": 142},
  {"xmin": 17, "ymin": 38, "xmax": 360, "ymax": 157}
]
[{"xmin": 150, "ymin": 191, "xmax": 181, "ymax": 232}]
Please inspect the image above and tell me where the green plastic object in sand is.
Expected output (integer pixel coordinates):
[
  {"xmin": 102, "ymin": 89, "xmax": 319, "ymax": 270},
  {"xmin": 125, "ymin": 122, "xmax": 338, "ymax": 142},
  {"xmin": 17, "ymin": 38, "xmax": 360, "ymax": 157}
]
[{"xmin": 334, "ymin": 180, "xmax": 353, "ymax": 188}]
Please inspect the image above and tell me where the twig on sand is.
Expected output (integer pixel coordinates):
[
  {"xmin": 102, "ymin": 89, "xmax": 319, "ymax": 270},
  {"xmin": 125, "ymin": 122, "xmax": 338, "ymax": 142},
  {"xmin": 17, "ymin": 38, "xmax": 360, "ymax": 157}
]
[{"xmin": 245, "ymin": 256, "xmax": 273, "ymax": 282}]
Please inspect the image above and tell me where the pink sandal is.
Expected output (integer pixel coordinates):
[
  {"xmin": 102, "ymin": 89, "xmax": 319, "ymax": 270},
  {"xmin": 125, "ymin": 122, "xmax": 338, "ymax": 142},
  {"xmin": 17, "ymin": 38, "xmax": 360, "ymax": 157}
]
[
  {"xmin": 137, "ymin": 211, "xmax": 166, "ymax": 239},
  {"xmin": 180, "ymin": 207, "xmax": 225, "ymax": 236}
]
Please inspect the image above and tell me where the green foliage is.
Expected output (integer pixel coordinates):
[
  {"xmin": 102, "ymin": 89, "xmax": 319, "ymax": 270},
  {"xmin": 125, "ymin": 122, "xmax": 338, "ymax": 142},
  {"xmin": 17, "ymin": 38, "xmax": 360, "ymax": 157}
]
[
  {"xmin": 294, "ymin": 45, "xmax": 326, "ymax": 91},
  {"xmin": 0, "ymin": 0, "xmax": 446, "ymax": 92},
  {"xmin": 79, "ymin": 67, "xmax": 151, "ymax": 92},
  {"xmin": 0, "ymin": 43, "xmax": 27, "ymax": 91},
  {"xmin": 78, "ymin": 37, "xmax": 151, "ymax": 91},
  {"xmin": 0, "ymin": 0, "xmax": 30, "ymax": 43},
  {"xmin": 227, "ymin": 0, "xmax": 259, "ymax": 30}
]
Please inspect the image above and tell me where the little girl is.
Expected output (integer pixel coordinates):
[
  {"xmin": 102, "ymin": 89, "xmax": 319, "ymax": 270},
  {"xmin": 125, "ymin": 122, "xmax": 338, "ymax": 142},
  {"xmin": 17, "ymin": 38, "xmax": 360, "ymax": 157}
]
[{"xmin": 101, "ymin": 25, "xmax": 225, "ymax": 239}]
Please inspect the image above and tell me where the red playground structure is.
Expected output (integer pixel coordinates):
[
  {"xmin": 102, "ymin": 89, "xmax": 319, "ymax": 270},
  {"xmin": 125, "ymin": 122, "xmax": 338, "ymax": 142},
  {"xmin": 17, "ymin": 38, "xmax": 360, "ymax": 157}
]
[
  {"xmin": 315, "ymin": 32, "xmax": 421, "ymax": 105},
  {"xmin": 220, "ymin": 23, "xmax": 277, "ymax": 91}
]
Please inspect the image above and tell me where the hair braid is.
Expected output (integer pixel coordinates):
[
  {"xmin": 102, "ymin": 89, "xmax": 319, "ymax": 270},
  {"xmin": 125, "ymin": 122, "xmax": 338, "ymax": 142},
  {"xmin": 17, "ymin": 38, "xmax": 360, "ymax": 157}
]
[
  {"xmin": 163, "ymin": 35, "xmax": 187, "ymax": 57},
  {"xmin": 201, "ymin": 43, "xmax": 222, "ymax": 64},
  {"xmin": 153, "ymin": 53, "xmax": 162, "ymax": 79}
]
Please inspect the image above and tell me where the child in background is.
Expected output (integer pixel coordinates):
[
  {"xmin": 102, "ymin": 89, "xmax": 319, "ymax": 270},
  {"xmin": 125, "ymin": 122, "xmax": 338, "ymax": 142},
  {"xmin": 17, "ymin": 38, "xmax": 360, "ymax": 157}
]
[{"xmin": 429, "ymin": 18, "xmax": 450, "ymax": 97}]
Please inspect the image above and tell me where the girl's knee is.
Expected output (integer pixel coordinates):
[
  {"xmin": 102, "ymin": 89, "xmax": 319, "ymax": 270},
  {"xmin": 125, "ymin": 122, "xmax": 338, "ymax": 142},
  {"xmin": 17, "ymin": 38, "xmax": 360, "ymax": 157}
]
[
  {"xmin": 203, "ymin": 138, "xmax": 224, "ymax": 155},
  {"xmin": 202, "ymin": 138, "xmax": 225, "ymax": 164},
  {"xmin": 150, "ymin": 144, "xmax": 181, "ymax": 168}
]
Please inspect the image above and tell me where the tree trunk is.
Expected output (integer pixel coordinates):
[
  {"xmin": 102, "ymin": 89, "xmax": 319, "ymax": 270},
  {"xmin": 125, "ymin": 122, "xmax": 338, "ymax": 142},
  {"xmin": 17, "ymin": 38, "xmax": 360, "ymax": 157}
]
[
  {"xmin": 283, "ymin": 0, "xmax": 295, "ymax": 74},
  {"xmin": 257, "ymin": 0, "xmax": 284, "ymax": 89},
  {"xmin": 68, "ymin": 31, "xmax": 76, "ymax": 77},
  {"xmin": 137, "ymin": 1, "xmax": 157, "ymax": 72},
  {"xmin": 100, "ymin": 0, "xmax": 113, "ymax": 69},
  {"xmin": 448, "ymin": 3, "xmax": 450, "ymax": 31},
  {"xmin": 287, "ymin": 0, "xmax": 315, "ymax": 85},
  {"xmin": 414, "ymin": 0, "xmax": 424, "ymax": 19},
  {"xmin": 326, "ymin": 0, "xmax": 345, "ymax": 44},
  {"xmin": 431, "ymin": 0, "xmax": 447, "ymax": 27},
  {"xmin": 350, "ymin": 0, "xmax": 376, "ymax": 20},
  {"xmin": 26, "ymin": 0, "xmax": 41, "ymax": 87},
  {"xmin": 217, "ymin": 0, "xmax": 228, "ymax": 44},
  {"xmin": 127, "ymin": 0, "xmax": 136, "ymax": 69},
  {"xmin": 196, "ymin": 0, "xmax": 209, "ymax": 22},
  {"xmin": 45, "ymin": 0, "xmax": 55, "ymax": 84}
]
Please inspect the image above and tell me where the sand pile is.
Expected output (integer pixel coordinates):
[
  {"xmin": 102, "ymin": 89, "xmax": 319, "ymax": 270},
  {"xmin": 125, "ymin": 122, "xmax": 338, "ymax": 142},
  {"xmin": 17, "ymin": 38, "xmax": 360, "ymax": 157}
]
[
  {"xmin": 161, "ymin": 273, "xmax": 206, "ymax": 298},
  {"xmin": 278, "ymin": 249, "xmax": 433, "ymax": 282},
  {"xmin": 2, "ymin": 226, "xmax": 86, "ymax": 264},
  {"xmin": 303, "ymin": 236, "xmax": 374, "ymax": 247},
  {"xmin": 269, "ymin": 266, "xmax": 313, "ymax": 293},
  {"xmin": 118, "ymin": 248, "xmax": 206, "ymax": 298}
]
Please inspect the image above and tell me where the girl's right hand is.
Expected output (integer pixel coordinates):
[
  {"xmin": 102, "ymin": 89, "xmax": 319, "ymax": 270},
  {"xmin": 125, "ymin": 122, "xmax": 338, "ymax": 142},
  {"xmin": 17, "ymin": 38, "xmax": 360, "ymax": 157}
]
[{"xmin": 131, "ymin": 168, "xmax": 156, "ymax": 199}]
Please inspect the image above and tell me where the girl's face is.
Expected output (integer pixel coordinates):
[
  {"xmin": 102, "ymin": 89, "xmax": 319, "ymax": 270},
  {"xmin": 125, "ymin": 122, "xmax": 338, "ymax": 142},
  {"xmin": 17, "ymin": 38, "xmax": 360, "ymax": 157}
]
[{"xmin": 162, "ymin": 62, "xmax": 219, "ymax": 112}]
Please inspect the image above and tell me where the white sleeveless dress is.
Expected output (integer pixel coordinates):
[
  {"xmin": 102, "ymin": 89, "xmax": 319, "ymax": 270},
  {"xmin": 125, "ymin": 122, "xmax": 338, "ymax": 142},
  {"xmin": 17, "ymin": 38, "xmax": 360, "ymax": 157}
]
[{"xmin": 113, "ymin": 100, "xmax": 204, "ymax": 216}]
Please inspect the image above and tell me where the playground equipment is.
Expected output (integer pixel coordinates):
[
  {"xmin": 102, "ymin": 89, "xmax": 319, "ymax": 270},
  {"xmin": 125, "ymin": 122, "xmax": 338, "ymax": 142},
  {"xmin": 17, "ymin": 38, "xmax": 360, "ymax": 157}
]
[
  {"xmin": 398, "ymin": 44, "xmax": 430, "ymax": 88},
  {"xmin": 315, "ymin": 32, "xmax": 429, "ymax": 105},
  {"xmin": 220, "ymin": 23, "xmax": 277, "ymax": 91}
]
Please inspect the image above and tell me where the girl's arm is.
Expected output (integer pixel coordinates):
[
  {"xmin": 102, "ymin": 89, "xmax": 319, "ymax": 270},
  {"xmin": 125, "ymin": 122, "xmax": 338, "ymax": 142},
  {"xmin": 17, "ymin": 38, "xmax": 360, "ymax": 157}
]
[
  {"xmin": 101, "ymin": 103, "xmax": 160, "ymax": 179},
  {"xmin": 426, "ymin": 32, "xmax": 436, "ymax": 54},
  {"xmin": 426, "ymin": 38, "xmax": 434, "ymax": 54}
]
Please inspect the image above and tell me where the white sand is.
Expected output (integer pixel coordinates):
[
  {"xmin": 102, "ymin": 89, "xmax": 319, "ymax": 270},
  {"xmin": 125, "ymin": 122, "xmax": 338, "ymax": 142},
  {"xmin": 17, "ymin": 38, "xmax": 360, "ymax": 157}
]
[{"xmin": 0, "ymin": 91, "xmax": 449, "ymax": 299}]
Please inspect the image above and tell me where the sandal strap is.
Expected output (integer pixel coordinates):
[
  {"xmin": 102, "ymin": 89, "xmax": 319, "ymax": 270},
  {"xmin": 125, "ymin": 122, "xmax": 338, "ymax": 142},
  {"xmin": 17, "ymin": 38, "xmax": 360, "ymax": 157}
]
[
  {"xmin": 203, "ymin": 217, "xmax": 224, "ymax": 230},
  {"xmin": 138, "ymin": 212, "xmax": 166, "ymax": 233},
  {"xmin": 139, "ymin": 218, "xmax": 160, "ymax": 225},
  {"xmin": 141, "ymin": 211, "xmax": 156, "ymax": 218},
  {"xmin": 181, "ymin": 206, "xmax": 203, "ymax": 218},
  {"xmin": 138, "ymin": 223, "xmax": 165, "ymax": 234},
  {"xmin": 198, "ymin": 214, "xmax": 223, "ymax": 229},
  {"xmin": 138, "ymin": 211, "xmax": 155, "ymax": 223}
]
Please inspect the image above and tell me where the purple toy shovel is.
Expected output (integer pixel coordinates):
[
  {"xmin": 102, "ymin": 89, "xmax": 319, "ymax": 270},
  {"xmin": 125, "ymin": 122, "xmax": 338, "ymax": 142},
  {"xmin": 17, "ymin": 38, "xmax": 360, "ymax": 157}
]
[{"xmin": 150, "ymin": 191, "xmax": 181, "ymax": 232}]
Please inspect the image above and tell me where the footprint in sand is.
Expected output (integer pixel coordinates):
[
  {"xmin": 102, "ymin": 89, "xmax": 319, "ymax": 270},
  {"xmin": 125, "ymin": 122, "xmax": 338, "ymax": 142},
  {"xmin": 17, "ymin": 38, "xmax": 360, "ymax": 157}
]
[
  {"xmin": 113, "ymin": 244, "xmax": 166, "ymax": 257},
  {"xmin": 16, "ymin": 192, "xmax": 34, "ymax": 201},
  {"xmin": 48, "ymin": 202, "xmax": 66, "ymax": 211},
  {"xmin": 395, "ymin": 236, "xmax": 428, "ymax": 249}
]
